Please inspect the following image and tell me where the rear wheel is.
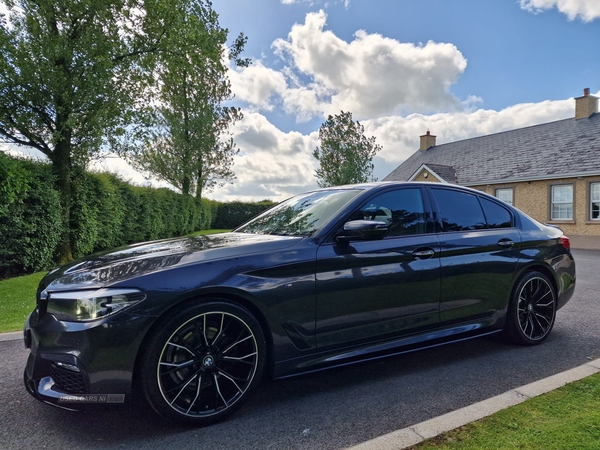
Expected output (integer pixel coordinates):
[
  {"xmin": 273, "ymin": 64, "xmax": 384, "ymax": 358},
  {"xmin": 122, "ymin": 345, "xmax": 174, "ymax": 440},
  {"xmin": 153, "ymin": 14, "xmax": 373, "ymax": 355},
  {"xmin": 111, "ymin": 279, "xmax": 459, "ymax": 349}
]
[
  {"xmin": 140, "ymin": 301, "xmax": 266, "ymax": 426},
  {"xmin": 505, "ymin": 272, "xmax": 556, "ymax": 345}
]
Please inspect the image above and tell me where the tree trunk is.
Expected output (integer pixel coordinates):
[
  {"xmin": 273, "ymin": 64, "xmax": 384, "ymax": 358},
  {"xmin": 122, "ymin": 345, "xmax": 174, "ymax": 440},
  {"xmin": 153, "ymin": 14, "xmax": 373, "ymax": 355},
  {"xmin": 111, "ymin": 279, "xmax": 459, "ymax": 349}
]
[{"xmin": 52, "ymin": 134, "xmax": 73, "ymax": 264}]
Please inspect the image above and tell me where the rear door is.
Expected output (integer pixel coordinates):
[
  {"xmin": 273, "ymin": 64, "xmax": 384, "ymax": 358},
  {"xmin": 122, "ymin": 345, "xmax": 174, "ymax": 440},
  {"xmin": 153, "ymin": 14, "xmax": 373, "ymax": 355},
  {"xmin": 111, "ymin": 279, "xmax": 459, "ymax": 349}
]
[
  {"xmin": 428, "ymin": 187, "xmax": 521, "ymax": 325},
  {"xmin": 315, "ymin": 187, "xmax": 441, "ymax": 350}
]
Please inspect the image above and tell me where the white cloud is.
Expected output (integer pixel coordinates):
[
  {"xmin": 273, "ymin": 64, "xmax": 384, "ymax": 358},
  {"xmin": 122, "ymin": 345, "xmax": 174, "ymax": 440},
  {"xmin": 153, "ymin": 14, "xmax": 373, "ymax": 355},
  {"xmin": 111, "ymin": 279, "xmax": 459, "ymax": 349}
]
[
  {"xmin": 232, "ymin": 10, "xmax": 467, "ymax": 122},
  {"xmin": 228, "ymin": 61, "xmax": 287, "ymax": 111},
  {"xmin": 215, "ymin": 112, "xmax": 320, "ymax": 201},
  {"xmin": 217, "ymin": 94, "xmax": 581, "ymax": 200},
  {"xmin": 520, "ymin": 0, "xmax": 600, "ymax": 22}
]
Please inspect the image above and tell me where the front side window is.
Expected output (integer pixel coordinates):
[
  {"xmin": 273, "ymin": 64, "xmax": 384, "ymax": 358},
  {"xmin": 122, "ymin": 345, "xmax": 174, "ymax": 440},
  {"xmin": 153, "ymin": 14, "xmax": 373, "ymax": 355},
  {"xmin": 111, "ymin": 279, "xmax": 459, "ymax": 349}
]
[
  {"xmin": 591, "ymin": 183, "xmax": 600, "ymax": 220},
  {"xmin": 495, "ymin": 188, "xmax": 513, "ymax": 205},
  {"xmin": 551, "ymin": 185, "xmax": 573, "ymax": 220},
  {"xmin": 356, "ymin": 188, "xmax": 427, "ymax": 236}
]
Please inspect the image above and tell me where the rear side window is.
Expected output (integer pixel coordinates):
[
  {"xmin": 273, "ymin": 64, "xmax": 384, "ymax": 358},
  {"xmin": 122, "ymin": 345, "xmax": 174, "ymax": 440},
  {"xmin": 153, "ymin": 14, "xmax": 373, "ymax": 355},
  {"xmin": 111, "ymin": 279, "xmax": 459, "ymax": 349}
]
[
  {"xmin": 431, "ymin": 188, "xmax": 515, "ymax": 231},
  {"xmin": 480, "ymin": 197, "xmax": 513, "ymax": 228},
  {"xmin": 431, "ymin": 189, "xmax": 486, "ymax": 232}
]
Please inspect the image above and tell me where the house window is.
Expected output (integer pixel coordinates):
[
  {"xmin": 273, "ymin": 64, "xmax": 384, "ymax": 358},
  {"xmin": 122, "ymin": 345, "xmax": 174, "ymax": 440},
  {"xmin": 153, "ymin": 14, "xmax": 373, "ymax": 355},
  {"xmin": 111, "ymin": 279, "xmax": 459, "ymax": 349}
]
[
  {"xmin": 495, "ymin": 188, "xmax": 513, "ymax": 205},
  {"xmin": 591, "ymin": 183, "xmax": 600, "ymax": 220},
  {"xmin": 551, "ymin": 184, "xmax": 573, "ymax": 220}
]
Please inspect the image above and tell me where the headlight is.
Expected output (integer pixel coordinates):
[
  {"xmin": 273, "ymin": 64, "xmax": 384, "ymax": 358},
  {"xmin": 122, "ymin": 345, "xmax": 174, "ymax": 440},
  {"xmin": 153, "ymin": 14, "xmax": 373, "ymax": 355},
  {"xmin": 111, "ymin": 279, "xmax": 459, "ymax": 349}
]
[{"xmin": 45, "ymin": 288, "xmax": 146, "ymax": 322}]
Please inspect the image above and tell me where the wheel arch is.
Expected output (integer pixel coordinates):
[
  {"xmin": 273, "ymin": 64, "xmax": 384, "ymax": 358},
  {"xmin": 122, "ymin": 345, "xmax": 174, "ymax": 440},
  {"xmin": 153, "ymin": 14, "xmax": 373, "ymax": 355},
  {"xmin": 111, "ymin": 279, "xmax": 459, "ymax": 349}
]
[
  {"xmin": 513, "ymin": 263, "xmax": 559, "ymax": 298},
  {"xmin": 131, "ymin": 290, "xmax": 275, "ymax": 397}
]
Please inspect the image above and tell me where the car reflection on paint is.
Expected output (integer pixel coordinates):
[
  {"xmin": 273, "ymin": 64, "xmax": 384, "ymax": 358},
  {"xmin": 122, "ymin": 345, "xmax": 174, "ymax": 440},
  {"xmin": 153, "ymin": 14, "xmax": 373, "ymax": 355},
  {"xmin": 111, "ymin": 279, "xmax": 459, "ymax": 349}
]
[{"xmin": 24, "ymin": 182, "xmax": 576, "ymax": 426}]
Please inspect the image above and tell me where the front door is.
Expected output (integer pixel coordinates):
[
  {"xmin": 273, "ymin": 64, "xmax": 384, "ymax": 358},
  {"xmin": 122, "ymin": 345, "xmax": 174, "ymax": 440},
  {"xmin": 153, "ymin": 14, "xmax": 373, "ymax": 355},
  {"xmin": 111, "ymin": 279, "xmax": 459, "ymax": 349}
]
[{"xmin": 315, "ymin": 187, "xmax": 441, "ymax": 350}]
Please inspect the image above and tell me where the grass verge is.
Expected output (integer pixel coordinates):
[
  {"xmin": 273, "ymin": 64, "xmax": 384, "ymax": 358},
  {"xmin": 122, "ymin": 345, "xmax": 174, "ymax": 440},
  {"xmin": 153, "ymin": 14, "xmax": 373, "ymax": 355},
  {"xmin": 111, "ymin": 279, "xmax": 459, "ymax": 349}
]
[
  {"xmin": 0, "ymin": 271, "xmax": 45, "ymax": 333},
  {"xmin": 410, "ymin": 372, "xmax": 600, "ymax": 449}
]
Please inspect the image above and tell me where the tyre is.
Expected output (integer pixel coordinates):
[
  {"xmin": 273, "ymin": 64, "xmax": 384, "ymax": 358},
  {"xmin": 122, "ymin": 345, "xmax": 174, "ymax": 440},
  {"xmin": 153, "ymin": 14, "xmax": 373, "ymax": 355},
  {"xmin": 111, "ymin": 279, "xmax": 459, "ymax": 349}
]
[
  {"xmin": 140, "ymin": 300, "xmax": 266, "ymax": 426},
  {"xmin": 504, "ymin": 271, "xmax": 556, "ymax": 345}
]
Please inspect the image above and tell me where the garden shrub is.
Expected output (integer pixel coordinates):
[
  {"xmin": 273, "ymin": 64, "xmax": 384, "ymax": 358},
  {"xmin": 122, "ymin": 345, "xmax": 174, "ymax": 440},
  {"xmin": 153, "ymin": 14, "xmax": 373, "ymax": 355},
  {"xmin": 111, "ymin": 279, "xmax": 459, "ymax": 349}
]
[
  {"xmin": 212, "ymin": 200, "xmax": 276, "ymax": 229},
  {"xmin": 0, "ymin": 153, "xmax": 277, "ymax": 278},
  {"xmin": 0, "ymin": 159, "xmax": 63, "ymax": 277}
]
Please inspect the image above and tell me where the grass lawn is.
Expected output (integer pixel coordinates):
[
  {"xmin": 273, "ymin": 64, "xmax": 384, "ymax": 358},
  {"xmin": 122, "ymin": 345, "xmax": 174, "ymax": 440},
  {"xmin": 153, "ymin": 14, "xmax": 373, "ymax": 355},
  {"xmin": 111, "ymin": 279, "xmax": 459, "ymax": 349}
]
[
  {"xmin": 410, "ymin": 372, "xmax": 600, "ymax": 449},
  {"xmin": 0, "ymin": 271, "xmax": 45, "ymax": 333}
]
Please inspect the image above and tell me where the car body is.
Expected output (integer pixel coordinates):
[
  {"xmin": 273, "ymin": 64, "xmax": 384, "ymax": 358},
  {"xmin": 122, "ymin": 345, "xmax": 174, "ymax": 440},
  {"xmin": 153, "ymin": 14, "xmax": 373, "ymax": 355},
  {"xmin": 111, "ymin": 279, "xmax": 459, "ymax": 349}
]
[{"xmin": 24, "ymin": 182, "xmax": 576, "ymax": 426}]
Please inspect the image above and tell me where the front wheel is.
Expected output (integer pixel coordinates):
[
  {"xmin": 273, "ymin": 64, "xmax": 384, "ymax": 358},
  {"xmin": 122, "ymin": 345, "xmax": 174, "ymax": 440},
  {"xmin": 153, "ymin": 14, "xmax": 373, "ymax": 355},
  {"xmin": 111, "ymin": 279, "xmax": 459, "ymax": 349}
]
[
  {"xmin": 140, "ymin": 301, "xmax": 266, "ymax": 426},
  {"xmin": 504, "ymin": 271, "xmax": 556, "ymax": 346}
]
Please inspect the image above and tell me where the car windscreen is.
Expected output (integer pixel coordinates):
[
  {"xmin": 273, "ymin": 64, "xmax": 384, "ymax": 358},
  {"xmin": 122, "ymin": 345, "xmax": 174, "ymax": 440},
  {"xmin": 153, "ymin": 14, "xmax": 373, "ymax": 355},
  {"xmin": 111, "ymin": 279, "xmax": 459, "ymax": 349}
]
[{"xmin": 235, "ymin": 189, "xmax": 362, "ymax": 236}]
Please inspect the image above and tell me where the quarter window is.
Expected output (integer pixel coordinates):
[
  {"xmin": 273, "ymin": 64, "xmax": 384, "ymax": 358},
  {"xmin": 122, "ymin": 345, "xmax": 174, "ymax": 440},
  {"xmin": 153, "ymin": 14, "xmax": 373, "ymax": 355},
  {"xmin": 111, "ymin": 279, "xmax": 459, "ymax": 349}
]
[
  {"xmin": 591, "ymin": 183, "xmax": 600, "ymax": 220},
  {"xmin": 551, "ymin": 185, "xmax": 573, "ymax": 220},
  {"xmin": 480, "ymin": 197, "xmax": 513, "ymax": 228},
  {"xmin": 495, "ymin": 188, "xmax": 513, "ymax": 205}
]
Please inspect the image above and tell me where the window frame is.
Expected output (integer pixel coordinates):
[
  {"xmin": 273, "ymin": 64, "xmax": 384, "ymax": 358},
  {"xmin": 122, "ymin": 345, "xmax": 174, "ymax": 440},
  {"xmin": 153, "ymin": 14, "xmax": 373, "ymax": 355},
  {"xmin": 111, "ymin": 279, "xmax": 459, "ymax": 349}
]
[
  {"xmin": 494, "ymin": 187, "xmax": 514, "ymax": 206},
  {"xmin": 549, "ymin": 183, "xmax": 574, "ymax": 222},
  {"xmin": 589, "ymin": 181, "xmax": 600, "ymax": 221},
  {"xmin": 353, "ymin": 187, "xmax": 431, "ymax": 238},
  {"xmin": 428, "ymin": 187, "xmax": 511, "ymax": 233}
]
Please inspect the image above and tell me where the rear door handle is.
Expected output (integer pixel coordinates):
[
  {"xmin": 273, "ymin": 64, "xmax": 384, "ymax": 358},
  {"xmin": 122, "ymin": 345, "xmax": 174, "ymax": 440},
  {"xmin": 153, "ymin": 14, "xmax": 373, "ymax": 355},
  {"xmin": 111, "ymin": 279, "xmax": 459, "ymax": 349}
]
[
  {"xmin": 497, "ymin": 239, "xmax": 514, "ymax": 248},
  {"xmin": 412, "ymin": 248, "xmax": 435, "ymax": 259}
]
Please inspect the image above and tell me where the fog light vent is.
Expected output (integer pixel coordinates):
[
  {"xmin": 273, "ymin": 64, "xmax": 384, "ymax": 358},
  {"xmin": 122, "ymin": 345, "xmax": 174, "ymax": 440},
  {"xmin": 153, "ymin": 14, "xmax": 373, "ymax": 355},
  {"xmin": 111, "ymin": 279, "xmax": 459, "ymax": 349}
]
[{"xmin": 50, "ymin": 364, "xmax": 86, "ymax": 394}]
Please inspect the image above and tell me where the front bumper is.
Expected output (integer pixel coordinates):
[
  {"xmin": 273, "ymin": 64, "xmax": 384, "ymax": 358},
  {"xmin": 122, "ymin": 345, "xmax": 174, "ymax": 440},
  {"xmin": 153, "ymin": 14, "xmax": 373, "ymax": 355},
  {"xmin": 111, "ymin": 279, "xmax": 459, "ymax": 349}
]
[{"xmin": 23, "ymin": 309, "xmax": 155, "ymax": 410}]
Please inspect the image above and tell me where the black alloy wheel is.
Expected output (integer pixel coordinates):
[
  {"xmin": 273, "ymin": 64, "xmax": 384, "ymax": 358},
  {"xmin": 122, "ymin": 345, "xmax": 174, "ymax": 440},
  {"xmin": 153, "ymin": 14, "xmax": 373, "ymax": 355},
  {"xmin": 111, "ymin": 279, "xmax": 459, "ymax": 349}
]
[
  {"xmin": 140, "ymin": 301, "xmax": 266, "ymax": 426},
  {"xmin": 505, "ymin": 271, "xmax": 556, "ymax": 345}
]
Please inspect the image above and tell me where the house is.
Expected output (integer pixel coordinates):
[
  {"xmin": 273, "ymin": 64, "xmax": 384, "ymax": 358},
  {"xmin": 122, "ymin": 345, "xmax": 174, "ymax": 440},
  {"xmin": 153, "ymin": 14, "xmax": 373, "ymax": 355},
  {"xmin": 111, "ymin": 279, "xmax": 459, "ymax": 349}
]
[{"xmin": 383, "ymin": 88, "xmax": 600, "ymax": 247}]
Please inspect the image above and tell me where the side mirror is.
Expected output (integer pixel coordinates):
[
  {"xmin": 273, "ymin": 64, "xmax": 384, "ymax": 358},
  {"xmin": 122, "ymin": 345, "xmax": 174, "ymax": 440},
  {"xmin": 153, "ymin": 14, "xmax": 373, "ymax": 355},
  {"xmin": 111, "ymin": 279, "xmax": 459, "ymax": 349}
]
[{"xmin": 337, "ymin": 220, "xmax": 388, "ymax": 242}]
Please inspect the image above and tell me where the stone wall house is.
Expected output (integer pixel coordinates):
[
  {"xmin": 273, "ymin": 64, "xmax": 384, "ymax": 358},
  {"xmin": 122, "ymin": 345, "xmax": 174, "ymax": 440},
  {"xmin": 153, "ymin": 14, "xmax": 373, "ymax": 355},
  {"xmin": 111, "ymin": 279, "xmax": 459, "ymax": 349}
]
[{"xmin": 383, "ymin": 88, "xmax": 600, "ymax": 247}]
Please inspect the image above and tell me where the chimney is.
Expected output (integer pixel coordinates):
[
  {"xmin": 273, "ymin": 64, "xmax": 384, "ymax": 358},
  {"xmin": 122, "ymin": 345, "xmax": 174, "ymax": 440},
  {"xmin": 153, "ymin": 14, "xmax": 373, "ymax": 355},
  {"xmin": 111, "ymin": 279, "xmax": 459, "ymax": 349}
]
[
  {"xmin": 575, "ymin": 88, "xmax": 598, "ymax": 119},
  {"xmin": 419, "ymin": 130, "xmax": 436, "ymax": 151}
]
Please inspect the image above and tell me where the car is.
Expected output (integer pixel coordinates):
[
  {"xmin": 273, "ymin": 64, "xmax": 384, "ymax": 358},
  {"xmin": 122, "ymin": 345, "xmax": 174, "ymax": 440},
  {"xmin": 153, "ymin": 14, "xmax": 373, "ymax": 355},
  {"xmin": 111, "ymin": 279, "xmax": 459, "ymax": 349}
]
[{"xmin": 23, "ymin": 182, "xmax": 576, "ymax": 426}]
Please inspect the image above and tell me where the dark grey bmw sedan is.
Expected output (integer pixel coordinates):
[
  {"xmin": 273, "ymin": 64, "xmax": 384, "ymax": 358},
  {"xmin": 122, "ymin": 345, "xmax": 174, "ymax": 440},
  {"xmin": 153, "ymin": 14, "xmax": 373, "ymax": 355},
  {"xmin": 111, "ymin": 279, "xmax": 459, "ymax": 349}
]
[{"xmin": 24, "ymin": 182, "xmax": 576, "ymax": 426}]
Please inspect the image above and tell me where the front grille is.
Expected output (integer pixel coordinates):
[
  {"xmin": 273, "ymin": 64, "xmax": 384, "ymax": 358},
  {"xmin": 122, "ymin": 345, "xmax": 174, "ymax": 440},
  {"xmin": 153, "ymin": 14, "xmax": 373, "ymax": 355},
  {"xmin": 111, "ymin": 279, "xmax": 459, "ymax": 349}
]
[{"xmin": 50, "ymin": 364, "xmax": 86, "ymax": 394}]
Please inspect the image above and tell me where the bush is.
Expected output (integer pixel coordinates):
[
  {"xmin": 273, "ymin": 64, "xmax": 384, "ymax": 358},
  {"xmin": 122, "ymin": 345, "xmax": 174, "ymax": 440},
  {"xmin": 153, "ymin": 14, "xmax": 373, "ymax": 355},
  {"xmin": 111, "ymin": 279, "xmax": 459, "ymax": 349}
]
[
  {"xmin": 0, "ymin": 153, "xmax": 277, "ymax": 278},
  {"xmin": 212, "ymin": 200, "xmax": 276, "ymax": 229},
  {"xmin": 0, "ymin": 159, "xmax": 63, "ymax": 277},
  {"xmin": 0, "ymin": 152, "xmax": 30, "ymax": 216}
]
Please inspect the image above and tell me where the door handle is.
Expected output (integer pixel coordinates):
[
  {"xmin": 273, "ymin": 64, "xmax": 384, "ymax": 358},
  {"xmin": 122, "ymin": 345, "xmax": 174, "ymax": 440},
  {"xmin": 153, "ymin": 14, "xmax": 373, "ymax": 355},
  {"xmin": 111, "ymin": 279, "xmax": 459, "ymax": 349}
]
[
  {"xmin": 497, "ymin": 239, "xmax": 514, "ymax": 248},
  {"xmin": 412, "ymin": 248, "xmax": 435, "ymax": 259}
]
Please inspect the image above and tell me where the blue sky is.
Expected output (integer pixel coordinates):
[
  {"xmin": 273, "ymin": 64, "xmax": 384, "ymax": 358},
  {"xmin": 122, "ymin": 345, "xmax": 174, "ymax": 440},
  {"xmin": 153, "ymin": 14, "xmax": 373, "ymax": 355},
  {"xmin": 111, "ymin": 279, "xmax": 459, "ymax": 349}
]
[
  {"xmin": 3, "ymin": 0, "xmax": 600, "ymax": 201},
  {"xmin": 220, "ymin": 0, "xmax": 599, "ymax": 120},
  {"xmin": 201, "ymin": 0, "xmax": 600, "ymax": 201}
]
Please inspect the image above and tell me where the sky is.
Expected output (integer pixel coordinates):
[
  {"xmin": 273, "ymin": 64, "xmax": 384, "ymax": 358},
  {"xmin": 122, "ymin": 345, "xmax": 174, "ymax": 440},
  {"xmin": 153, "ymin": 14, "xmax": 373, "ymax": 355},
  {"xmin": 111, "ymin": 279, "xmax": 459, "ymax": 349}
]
[{"xmin": 2, "ymin": 0, "xmax": 600, "ymax": 202}]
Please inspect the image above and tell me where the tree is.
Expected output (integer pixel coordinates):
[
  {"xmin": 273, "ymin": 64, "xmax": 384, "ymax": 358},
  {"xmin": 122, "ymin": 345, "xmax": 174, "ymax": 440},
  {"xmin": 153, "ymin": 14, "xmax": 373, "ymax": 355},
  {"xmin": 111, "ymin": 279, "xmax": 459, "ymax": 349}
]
[
  {"xmin": 0, "ymin": 0, "xmax": 234, "ymax": 262},
  {"xmin": 127, "ymin": 5, "xmax": 247, "ymax": 199},
  {"xmin": 312, "ymin": 111, "xmax": 382, "ymax": 187}
]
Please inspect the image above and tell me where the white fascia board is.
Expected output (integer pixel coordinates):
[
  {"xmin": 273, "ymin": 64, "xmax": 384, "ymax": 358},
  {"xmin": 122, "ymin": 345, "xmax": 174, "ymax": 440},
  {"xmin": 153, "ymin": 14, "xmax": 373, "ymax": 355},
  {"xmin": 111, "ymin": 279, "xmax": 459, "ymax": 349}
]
[{"xmin": 407, "ymin": 164, "xmax": 450, "ymax": 184}]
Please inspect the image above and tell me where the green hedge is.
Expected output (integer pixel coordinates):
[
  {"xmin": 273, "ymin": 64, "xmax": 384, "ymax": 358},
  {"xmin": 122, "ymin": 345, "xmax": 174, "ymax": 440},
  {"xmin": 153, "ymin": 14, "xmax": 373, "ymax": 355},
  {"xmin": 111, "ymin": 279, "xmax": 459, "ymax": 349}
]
[
  {"xmin": 0, "ymin": 156, "xmax": 63, "ymax": 277},
  {"xmin": 212, "ymin": 200, "xmax": 276, "ymax": 229},
  {"xmin": 0, "ymin": 154, "xmax": 277, "ymax": 278},
  {"xmin": 70, "ymin": 173, "xmax": 207, "ymax": 258}
]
